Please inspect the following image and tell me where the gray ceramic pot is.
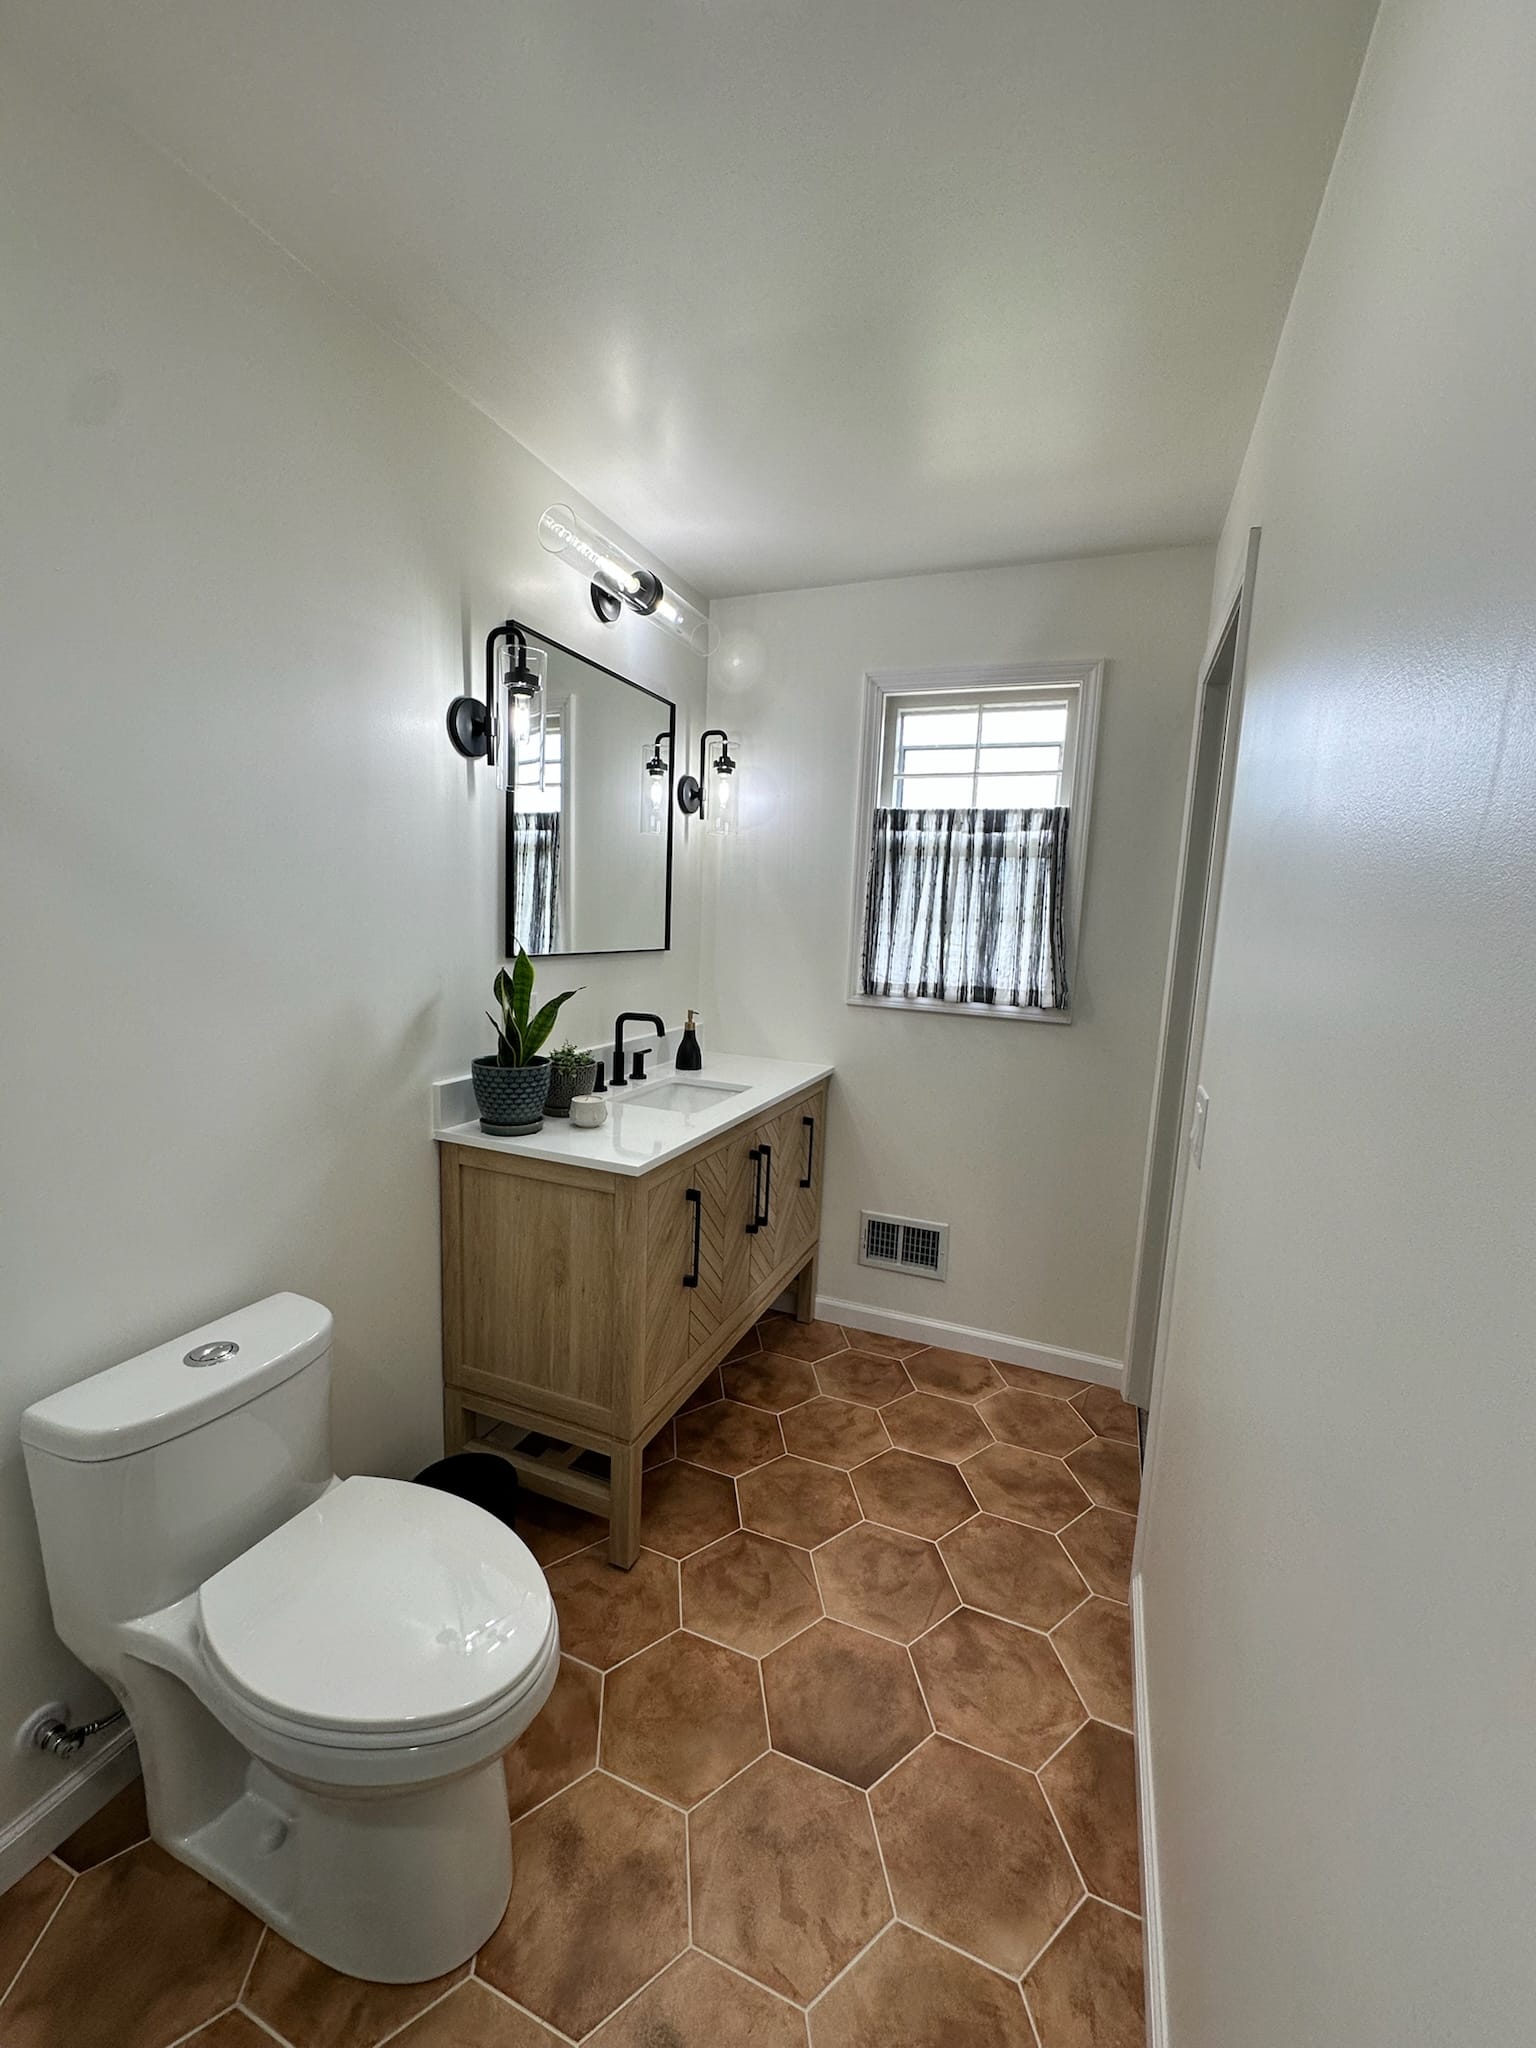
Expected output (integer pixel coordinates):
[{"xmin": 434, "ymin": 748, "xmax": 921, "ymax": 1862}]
[
  {"xmin": 544, "ymin": 1058, "xmax": 598, "ymax": 1118},
  {"xmin": 471, "ymin": 1055, "xmax": 551, "ymax": 1136}
]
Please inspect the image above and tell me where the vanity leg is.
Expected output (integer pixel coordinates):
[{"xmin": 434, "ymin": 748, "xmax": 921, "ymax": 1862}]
[
  {"xmin": 793, "ymin": 1251, "xmax": 819, "ymax": 1325},
  {"xmin": 608, "ymin": 1444, "xmax": 643, "ymax": 1571},
  {"xmin": 443, "ymin": 1387, "xmax": 471, "ymax": 1455}
]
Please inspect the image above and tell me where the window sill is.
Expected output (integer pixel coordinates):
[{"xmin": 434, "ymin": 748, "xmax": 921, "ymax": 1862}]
[{"xmin": 847, "ymin": 992, "xmax": 1073, "ymax": 1025}]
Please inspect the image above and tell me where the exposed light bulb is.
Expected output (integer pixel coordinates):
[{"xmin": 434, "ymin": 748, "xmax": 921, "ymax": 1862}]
[{"xmin": 510, "ymin": 690, "xmax": 533, "ymax": 746}]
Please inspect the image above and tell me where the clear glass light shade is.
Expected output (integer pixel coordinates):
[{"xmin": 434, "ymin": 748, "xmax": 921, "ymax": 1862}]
[
  {"xmin": 539, "ymin": 503, "xmax": 719, "ymax": 658},
  {"xmin": 493, "ymin": 643, "xmax": 546, "ymax": 794},
  {"xmin": 653, "ymin": 588, "xmax": 720, "ymax": 659},
  {"xmin": 641, "ymin": 745, "xmax": 668, "ymax": 833},
  {"xmin": 708, "ymin": 751, "xmax": 736, "ymax": 835},
  {"xmin": 539, "ymin": 503, "xmax": 647, "ymax": 605}
]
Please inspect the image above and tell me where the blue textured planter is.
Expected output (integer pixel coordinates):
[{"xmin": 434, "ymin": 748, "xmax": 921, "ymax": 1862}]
[{"xmin": 471, "ymin": 1056, "xmax": 551, "ymax": 1136}]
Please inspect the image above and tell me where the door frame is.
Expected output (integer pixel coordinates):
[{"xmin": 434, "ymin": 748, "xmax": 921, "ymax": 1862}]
[{"xmin": 1122, "ymin": 527, "xmax": 1261, "ymax": 1412}]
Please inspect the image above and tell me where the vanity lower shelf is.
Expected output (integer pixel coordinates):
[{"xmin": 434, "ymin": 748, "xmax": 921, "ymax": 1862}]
[{"xmin": 439, "ymin": 1079, "xmax": 828, "ymax": 1567}]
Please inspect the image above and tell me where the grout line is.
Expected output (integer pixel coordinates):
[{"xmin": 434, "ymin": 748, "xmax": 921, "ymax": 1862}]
[
  {"xmin": 475, "ymin": 1972, "xmax": 580, "ymax": 2043},
  {"xmin": 230, "ymin": 2007, "xmax": 293, "ymax": 2046},
  {"xmin": 368, "ymin": 1973, "xmax": 470, "ymax": 2048},
  {"xmin": 235, "ymin": 1925, "xmax": 266, "ymax": 2008},
  {"xmin": 0, "ymin": 1866, "xmax": 77, "ymax": 2008}
]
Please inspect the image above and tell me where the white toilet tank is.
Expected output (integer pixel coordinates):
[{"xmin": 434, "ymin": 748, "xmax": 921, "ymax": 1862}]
[{"xmin": 22, "ymin": 1294, "xmax": 335, "ymax": 1641}]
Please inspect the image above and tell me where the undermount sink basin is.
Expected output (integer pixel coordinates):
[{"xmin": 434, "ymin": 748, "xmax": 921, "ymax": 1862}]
[{"xmin": 625, "ymin": 1079, "xmax": 750, "ymax": 1113}]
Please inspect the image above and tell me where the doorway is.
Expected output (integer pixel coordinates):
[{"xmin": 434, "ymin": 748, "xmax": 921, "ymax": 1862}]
[{"xmin": 1123, "ymin": 528, "xmax": 1260, "ymax": 1415}]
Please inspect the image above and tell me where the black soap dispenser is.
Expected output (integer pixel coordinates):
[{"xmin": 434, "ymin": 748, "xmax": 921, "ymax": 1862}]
[{"xmin": 676, "ymin": 1010, "xmax": 703, "ymax": 1071}]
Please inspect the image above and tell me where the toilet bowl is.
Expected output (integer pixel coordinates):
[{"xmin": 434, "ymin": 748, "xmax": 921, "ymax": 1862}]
[{"xmin": 21, "ymin": 1294, "xmax": 559, "ymax": 1983}]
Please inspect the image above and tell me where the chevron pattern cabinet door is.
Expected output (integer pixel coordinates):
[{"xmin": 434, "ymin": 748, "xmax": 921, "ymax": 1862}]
[
  {"xmin": 689, "ymin": 1128, "xmax": 756, "ymax": 1356},
  {"xmin": 782, "ymin": 1085, "xmax": 828, "ymax": 1254},
  {"xmin": 643, "ymin": 1161, "xmax": 696, "ymax": 1404}
]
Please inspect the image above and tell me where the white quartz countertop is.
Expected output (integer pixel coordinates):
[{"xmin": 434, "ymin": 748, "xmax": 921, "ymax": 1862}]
[{"xmin": 433, "ymin": 1051, "xmax": 832, "ymax": 1177}]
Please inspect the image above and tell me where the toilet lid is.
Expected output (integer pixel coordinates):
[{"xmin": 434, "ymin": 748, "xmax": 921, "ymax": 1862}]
[{"xmin": 198, "ymin": 1475, "xmax": 554, "ymax": 1739}]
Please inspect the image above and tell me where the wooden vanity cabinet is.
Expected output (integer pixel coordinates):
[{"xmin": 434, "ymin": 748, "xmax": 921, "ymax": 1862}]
[{"xmin": 440, "ymin": 1081, "xmax": 827, "ymax": 1568}]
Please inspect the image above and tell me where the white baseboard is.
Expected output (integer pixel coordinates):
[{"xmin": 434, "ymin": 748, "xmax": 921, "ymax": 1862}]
[
  {"xmin": 0, "ymin": 1727, "xmax": 140, "ymax": 1894},
  {"xmin": 814, "ymin": 1294, "xmax": 1123, "ymax": 1391},
  {"xmin": 1131, "ymin": 1571, "xmax": 1169, "ymax": 2048}
]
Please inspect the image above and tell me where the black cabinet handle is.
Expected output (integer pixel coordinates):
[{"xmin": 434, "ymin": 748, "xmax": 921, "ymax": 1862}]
[
  {"xmin": 684, "ymin": 1187, "xmax": 702, "ymax": 1288},
  {"xmin": 746, "ymin": 1148, "xmax": 762, "ymax": 1235},
  {"xmin": 759, "ymin": 1144, "xmax": 773, "ymax": 1229},
  {"xmin": 800, "ymin": 1114, "xmax": 815, "ymax": 1190}
]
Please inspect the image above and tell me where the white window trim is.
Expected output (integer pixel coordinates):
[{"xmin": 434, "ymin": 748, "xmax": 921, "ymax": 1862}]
[{"xmin": 845, "ymin": 660, "xmax": 1103, "ymax": 1024}]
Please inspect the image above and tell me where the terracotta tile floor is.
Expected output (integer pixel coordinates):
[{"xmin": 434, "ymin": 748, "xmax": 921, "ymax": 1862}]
[{"xmin": 0, "ymin": 1314, "xmax": 1143, "ymax": 2048}]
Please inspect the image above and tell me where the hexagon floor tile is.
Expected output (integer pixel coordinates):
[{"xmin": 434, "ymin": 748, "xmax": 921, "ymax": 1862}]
[
  {"xmin": 756, "ymin": 1314, "xmax": 849, "ymax": 1363},
  {"xmin": 977, "ymin": 1387, "xmax": 1094, "ymax": 1457},
  {"xmin": 1052, "ymin": 1597, "xmax": 1135, "ymax": 1728},
  {"xmin": 1024, "ymin": 1899, "xmax": 1145, "ymax": 2048},
  {"xmin": 1039, "ymin": 1720, "xmax": 1142, "ymax": 1912},
  {"xmin": 545, "ymin": 1546, "xmax": 679, "ymax": 1668},
  {"xmin": 962, "ymin": 1443, "xmax": 1091, "ymax": 1531},
  {"xmin": 1064, "ymin": 1437, "xmax": 1142, "ymax": 1517},
  {"xmin": 779, "ymin": 1395, "xmax": 891, "ymax": 1468},
  {"xmin": 850, "ymin": 1448, "xmax": 978, "ymax": 1538},
  {"xmin": 882, "ymin": 1391, "xmax": 993, "ymax": 1462},
  {"xmin": 690, "ymin": 1754, "xmax": 890, "ymax": 2003},
  {"xmin": 1059, "ymin": 1504, "xmax": 1137, "ymax": 1600},
  {"xmin": 762, "ymin": 1620, "xmax": 930, "ymax": 1786},
  {"xmin": 585, "ymin": 1950, "xmax": 807, "ymax": 2047},
  {"xmin": 912, "ymin": 1609, "xmax": 1086, "ymax": 1768},
  {"xmin": 682, "ymin": 1528, "xmax": 823, "ymax": 1653},
  {"xmin": 481, "ymin": 1773, "xmax": 688, "ymax": 2038},
  {"xmin": 938, "ymin": 1514, "xmax": 1089, "ymax": 1629},
  {"xmin": 504, "ymin": 1654, "xmax": 600, "ymax": 1818},
  {"xmin": 903, "ymin": 1348, "xmax": 1004, "ymax": 1402},
  {"xmin": 870, "ymin": 1738, "xmax": 1082, "ymax": 1974},
  {"xmin": 813, "ymin": 1351, "xmax": 913, "ymax": 1407},
  {"xmin": 675, "ymin": 1398, "xmax": 786, "ymax": 1475},
  {"xmin": 639, "ymin": 1459, "xmax": 740, "ymax": 1557},
  {"xmin": 723, "ymin": 1350, "xmax": 820, "ymax": 1411},
  {"xmin": 244, "ymin": 1932, "xmax": 466, "ymax": 2048},
  {"xmin": 0, "ymin": 1843, "xmax": 260, "ymax": 2048},
  {"xmin": 810, "ymin": 1924, "xmax": 1036, "ymax": 2048},
  {"xmin": 738, "ymin": 1456, "xmax": 862, "ymax": 1545},
  {"xmin": 814, "ymin": 1521, "xmax": 958, "ymax": 1643},
  {"xmin": 602, "ymin": 1631, "xmax": 767, "ymax": 1806},
  {"xmin": 388, "ymin": 1981, "xmax": 562, "ymax": 2045}
]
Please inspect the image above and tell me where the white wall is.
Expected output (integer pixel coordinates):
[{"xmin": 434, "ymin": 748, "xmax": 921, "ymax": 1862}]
[
  {"xmin": 705, "ymin": 548, "xmax": 1213, "ymax": 1365},
  {"xmin": 1138, "ymin": 1, "xmax": 1536, "ymax": 2040},
  {"xmin": 0, "ymin": 43, "xmax": 707, "ymax": 1850}
]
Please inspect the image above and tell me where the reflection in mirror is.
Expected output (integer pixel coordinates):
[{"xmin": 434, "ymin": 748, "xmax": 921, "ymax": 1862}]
[{"xmin": 505, "ymin": 628, "xmax": 675, "ymax": 956}]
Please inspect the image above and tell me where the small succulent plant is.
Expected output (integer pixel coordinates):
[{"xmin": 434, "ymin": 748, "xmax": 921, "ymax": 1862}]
[
  {"xmin": 548, "ymin": 1040, "xmax": 590, "ymax": 1079},
  {"xmin": 487, "ymin": 948, "xmax": 580, "ymax": 1068}
]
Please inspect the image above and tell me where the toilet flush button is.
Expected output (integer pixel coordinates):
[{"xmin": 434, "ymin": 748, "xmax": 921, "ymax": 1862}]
[{"xmin": 184, "ymin": 1341, "xmax": 240, "ymax": 1368}]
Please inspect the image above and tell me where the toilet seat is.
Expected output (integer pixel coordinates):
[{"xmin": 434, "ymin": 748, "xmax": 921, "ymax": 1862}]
[{"xmin": 198, "ymin": 1474, "xmax": 555, "ymax": 1751}]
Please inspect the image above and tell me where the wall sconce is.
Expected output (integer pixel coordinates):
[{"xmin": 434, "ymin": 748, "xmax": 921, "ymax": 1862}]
[
  {"xmin": 446, "ymin": 621, "xmax": 545, "ymax": 791},
  {"xmin": 677, "ymin": 728, "xmax": 736, "ymax": 834},
  {"xmin": 641, "ymin": 731, "xmax": 670, "ymax": 834},
  {"xmin": 538, "ymin": 504, "xmax": 719, "ymax": 658}
]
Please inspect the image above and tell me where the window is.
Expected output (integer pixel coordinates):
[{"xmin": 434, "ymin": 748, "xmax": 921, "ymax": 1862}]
[{"xmin": 848, "ymin": 663, "xmax": 1101, "ymax": 1020}]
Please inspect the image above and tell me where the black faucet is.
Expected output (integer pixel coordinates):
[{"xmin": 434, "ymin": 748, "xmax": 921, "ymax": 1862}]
[{"xmin": 610, "ymin": 1012, "xmax": 666, "ymax": 1087}]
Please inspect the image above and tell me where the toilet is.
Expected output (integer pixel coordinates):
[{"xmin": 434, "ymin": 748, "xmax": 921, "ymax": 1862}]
[{"xmin": 20, "ymin": 1293, "xmax": 559, "ymax": 1983}]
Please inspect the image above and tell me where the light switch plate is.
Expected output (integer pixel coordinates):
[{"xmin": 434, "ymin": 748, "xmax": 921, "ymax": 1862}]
[{"xmin": 1190, "ymin": 1085, "xmax": 1210, "ymax": 1167}]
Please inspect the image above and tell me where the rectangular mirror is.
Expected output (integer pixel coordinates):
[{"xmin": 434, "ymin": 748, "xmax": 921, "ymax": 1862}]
[{"xmin": 505, "ymin": 625, "xmax": 675, "ymax": 956}]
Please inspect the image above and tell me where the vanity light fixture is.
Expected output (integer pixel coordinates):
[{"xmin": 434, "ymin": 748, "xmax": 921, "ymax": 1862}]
[
  {"xmin": 677, "ymin": 728, "xmax": 736, "ymax": 833},
  {"xmin": 641, "ymin": 731, "xmax": 670, "ymax": 834},
  {"xmin": 445, "ymin": 620, "xmax": 545, "ymax": 791},
  {"xmin": 538, "ymin": 503, "xmax": 719, "ymax": 658}
]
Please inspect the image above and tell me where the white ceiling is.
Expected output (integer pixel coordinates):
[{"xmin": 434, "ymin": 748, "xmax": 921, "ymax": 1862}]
[{"xmin": 11, "ymin": 1, "xmax": 1375, "ymax": 596}]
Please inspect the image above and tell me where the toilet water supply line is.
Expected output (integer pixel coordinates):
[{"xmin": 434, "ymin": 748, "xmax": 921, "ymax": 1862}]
[{"xmin": 33, "ymin": 1706, "xmax": 126, "ymax": 1759}]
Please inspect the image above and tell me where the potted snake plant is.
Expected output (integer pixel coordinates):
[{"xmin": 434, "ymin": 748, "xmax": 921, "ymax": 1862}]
[{"xmin": 472, "ymin": 949, "xmax": 581, "ymax": 1135}]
